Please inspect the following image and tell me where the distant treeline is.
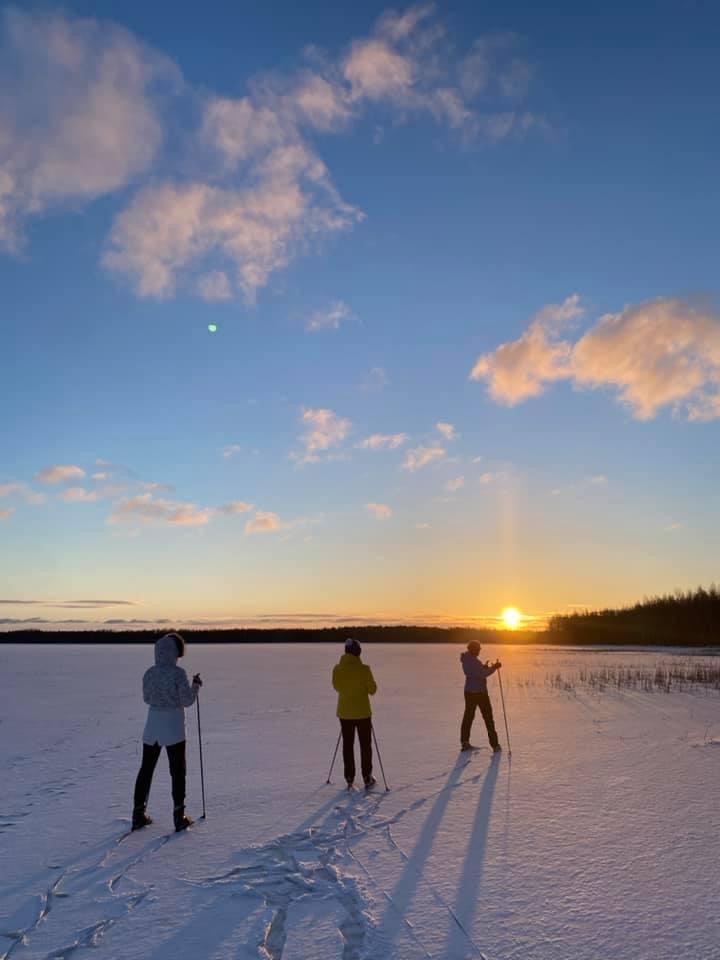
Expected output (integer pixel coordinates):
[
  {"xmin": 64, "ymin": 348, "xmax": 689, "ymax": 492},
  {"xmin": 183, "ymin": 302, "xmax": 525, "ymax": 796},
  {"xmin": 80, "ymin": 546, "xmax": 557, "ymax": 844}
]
[
  {"xmin": 547, "ymin": 586, "xmax": 720, "ymax": 646},
  {"xmin": 0, "ymin": 625, "xmax": 538, "ymax": 645}
]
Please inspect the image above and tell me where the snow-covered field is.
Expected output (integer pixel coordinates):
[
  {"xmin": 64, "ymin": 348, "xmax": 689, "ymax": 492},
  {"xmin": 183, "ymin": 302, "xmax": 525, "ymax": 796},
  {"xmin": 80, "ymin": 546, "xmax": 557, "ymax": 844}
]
[{"xmin": 3, "ymin": 642, "xmax": 720, "ymax": 960}]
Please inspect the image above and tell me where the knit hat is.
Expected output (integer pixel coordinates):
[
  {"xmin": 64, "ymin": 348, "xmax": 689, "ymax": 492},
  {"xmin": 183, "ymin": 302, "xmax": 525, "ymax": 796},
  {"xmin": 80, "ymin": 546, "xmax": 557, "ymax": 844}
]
[{"xmin": 345, "ymin": 638, "xmax": 362, "ymax": 657}]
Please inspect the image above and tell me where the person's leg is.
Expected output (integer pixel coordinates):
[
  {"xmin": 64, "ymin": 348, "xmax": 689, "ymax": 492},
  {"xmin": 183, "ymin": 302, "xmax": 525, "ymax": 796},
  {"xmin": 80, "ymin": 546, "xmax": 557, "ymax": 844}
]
[
  {"xmin": 478, "ymin": 693, "xmax": 500, "ymax": 750},
  {"xmin": 340, "ymin": 719, "xmax": 356, "ymax": 783},
  {"xmin": 460, "ymin": 692, "xmax": 477, "ymax": 745},
  {"xmin": 166, "ymin": 741, "xmax": 187, "ymax": 810},
  {"xmin": 133, "ymin": 742, "xmax": 160, "ymax": 824},
  {"xmin": 357, "ymin": 718, "xmax": 373, "ymax": 782}
]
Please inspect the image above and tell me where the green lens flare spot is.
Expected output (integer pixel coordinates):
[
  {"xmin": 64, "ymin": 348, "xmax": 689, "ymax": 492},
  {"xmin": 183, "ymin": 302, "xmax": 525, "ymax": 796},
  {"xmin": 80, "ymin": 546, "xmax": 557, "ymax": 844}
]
[{"xmin": 208, "ymin": 324, "xmax": 218, "ymax": 333}]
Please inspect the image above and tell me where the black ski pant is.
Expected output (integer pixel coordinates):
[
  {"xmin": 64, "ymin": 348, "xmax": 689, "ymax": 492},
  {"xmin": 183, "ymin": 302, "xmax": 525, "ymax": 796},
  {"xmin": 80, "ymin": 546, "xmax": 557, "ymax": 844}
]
[
  {"xmin": 133, "ymin": 740, "xmax": 186, "ymax": 811},
  {"xmin": 340, "ymin": 718, "xmax": 372, "ymax": 783},
  {"xmin": 461, "ymin": 692, "xmax": 500, "ymax": 749}
]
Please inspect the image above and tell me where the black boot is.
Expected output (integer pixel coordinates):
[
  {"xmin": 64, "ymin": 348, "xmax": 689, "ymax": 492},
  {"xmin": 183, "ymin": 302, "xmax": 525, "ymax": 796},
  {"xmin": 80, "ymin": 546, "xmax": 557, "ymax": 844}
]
[
  {"xmin": 174, "ymin": 806, "xmax": 193, "ymax": 832},
  {"xmin": 132, "ymin": 806, "xmax": 153, "ymax": 830}
]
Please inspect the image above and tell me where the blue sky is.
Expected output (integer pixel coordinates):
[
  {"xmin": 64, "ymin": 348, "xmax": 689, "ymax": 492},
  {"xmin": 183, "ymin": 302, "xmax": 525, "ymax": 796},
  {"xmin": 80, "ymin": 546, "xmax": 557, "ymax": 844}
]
[{"xmin": 2, "ymin": 0, "xmax": 719, "ymax": 629}]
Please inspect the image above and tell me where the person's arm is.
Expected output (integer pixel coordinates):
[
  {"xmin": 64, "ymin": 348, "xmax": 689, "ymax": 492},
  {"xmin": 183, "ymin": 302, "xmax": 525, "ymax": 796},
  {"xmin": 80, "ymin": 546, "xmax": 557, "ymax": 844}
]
[
  {"xmin": 366, "ymin": 666, "xmax": 377, "ymax": 696},
  {"xmin": 142, "ymin": 670, "xmax": 152, "ymax": 705},
  {"xmin": 332, "ymin": 665, "xmax": 340, "ymax": 691},
  {"xmin": 177, "ymin": 668, "xmax": 200, "ymax": 708},
  {"xmin": 481, "ymin": 660, "xmax": 501, "ymax": 677}
]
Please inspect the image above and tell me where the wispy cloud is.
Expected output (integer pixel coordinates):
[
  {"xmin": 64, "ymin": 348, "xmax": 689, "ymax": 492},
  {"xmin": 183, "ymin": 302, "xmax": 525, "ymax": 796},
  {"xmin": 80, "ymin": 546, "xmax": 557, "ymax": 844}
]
[
  {"xmin": 403, "ymin": 445, "xmax": 446, "ymax": 471},
  {"xmin": 0, "ymin": 8, "xmax": 178, "ymax": 252},
  {"xmin": 0, "ymin": 5, "xmax": 539, "ymax": 299},
  {"xmin": 219, "ymin": 501, "xmax": 254, "ymax": 515},
  {"xmin": 0, "ymin": 598, "xmax": 137, "ymax": 608},
  {"xmin": 366, "ymin": 502, "xmax": 392, "ymax": 518},
  {"xmin": 306, "ymin": 300, "xmax": 352, "ymax": 333},
  {"xmin": 108, "ymin": 493, "xmax": 212, "ymax": 527},
  {"xmin": 356, "ymin": 432, "xmax": 408, "ymax": 450},
  {"xmin": 436, "ymin": 421, "xmax": 458, "ymax": 441},
  {"xmin": 198, "ymin": 270, "xmax": 232, "ymax": 302},
  {"xmin": 34, "ymin": 464, "xmax": 86, "ymax": 484},
  {"xmin": 245, "ymin": 510, "xmax": 281, "ymax": 535},
  {"xmin": 0, "ymin": 507, "xmax": 14, "ymax": 520},
  {"xmin": 587, "ymin": 475, "xmax": 608, "ymax": 486},
  {"xmin": 0, "ymin": 481, "xmax": 46, "ymax": 504},
  {"xmin": 222, "ymin": 444, "xmax": 243, "ymax": 460},
  {"xmin": 472, "ymin": 295, "xmax": 720, "ymax": 421},
  {"xmin": 293, "ymin": 407, "xmax": 351, "ymax": 463},
  {"xmin": 58, "ymin": 486, "xmax": 101, "ymax": 503},
  {"xmin": 445, "ymin": 475, "xmax": 465, "ymax": 492}
]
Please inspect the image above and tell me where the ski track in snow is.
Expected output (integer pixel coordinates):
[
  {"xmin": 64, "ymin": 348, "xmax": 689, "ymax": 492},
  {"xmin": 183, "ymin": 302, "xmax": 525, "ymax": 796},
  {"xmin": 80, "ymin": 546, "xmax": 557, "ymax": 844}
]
[
  {"xmin": 188, "ymin": 755, "xmax": 492, "ymax": 960},
  {"xmin": 0, "ymin": 824, "xmax": 174, "ymax": 960},
  {"xmin": 4, "ymin": 644, "xmax": 720, "ymax": 960}
]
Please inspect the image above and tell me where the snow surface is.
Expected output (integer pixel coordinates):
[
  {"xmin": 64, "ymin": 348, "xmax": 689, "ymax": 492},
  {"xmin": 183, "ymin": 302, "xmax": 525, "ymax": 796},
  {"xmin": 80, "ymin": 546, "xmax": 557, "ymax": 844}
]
[{"xmin": 2, "ymin": 643, "xmax": 720, "ymax": 960}]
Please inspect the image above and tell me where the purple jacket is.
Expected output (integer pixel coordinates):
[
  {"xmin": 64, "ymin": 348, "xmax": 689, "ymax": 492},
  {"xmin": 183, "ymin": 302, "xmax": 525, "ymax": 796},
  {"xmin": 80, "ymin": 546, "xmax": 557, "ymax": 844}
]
[{"xmin": 460, "ymin": 652, "xmax": 498, "ymax": 693}]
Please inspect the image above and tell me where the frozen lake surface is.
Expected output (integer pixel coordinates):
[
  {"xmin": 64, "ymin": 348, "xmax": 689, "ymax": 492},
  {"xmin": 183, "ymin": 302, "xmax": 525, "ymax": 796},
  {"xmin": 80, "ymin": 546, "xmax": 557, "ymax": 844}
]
[{"xmin": 2, "ymin": 642, "xmax": 720, "ymax": 959}]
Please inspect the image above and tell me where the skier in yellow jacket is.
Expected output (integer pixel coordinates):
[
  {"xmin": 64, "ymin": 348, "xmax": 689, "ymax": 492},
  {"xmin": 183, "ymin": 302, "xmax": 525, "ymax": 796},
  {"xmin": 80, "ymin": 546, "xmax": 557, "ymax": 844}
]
[{"xmin": 332, "ymin": 638, "xmax": 377, "ymax": 789}]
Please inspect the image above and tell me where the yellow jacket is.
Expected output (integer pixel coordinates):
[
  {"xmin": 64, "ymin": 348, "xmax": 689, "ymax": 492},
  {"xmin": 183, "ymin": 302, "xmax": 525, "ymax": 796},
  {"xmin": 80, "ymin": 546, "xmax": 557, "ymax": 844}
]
[{"xmin": 332, "ymin": 654, "xmax": 377, "ymax": 719}]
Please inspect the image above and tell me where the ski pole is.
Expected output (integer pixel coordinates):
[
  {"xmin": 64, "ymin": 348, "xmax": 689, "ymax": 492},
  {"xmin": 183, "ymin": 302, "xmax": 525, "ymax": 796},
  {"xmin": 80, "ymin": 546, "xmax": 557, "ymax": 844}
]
[
  {"xmin": 497, "ymin": 667, "xmax": 512, "ymax": 757},
  {"xmin": 195, "ymin": 687, "xmax": 207, "ymax": 819},
  {"xmin": 371, "ymin": 723, "xmax": 390, "ymax": 791},
  {"xmin": 326, "ymin": 730, "xmax": 342, "ymax": 784}
]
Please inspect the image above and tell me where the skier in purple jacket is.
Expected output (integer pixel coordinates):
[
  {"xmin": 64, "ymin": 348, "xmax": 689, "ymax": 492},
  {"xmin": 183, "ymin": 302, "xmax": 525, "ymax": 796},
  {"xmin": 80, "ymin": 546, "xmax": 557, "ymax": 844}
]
[{"xmin": 460, "ymin": 640, "xmax": 502, "ymax": 752}]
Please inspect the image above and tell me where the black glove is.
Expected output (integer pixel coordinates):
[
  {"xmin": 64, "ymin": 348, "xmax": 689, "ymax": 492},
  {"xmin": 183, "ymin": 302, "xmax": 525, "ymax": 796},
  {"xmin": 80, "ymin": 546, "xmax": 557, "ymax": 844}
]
[
  {"xmin": 192, "ymin": 673, "xmax": 203, "ymax": 687},
  {"xmin": 494, "ymin": 660, "xmax": 502, "ymax": 669}
]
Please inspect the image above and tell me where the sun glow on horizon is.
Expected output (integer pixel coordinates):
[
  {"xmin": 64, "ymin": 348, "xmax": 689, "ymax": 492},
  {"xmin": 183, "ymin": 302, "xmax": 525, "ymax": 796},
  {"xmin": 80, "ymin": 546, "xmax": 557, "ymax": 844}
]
[{"xmin": 501, "ymin": 606, "xmax": 522, "ymax": 630}]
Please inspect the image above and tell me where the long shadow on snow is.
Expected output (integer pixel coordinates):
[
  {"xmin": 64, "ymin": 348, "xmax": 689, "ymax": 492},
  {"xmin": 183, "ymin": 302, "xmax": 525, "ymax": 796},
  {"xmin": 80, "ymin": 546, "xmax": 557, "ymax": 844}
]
[
  {"xmin": 377, "ymin": 755, "xmax": 470, "ymax": 949},
  {"xmin": 443, "ymin": 755, "xmax": 500, "ymax": 958}
]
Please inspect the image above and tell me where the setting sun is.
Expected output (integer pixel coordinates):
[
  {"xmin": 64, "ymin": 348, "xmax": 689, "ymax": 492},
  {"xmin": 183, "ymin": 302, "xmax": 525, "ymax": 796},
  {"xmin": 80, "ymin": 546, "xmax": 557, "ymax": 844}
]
[{"xmin": 501, "ymin": 607, "xmax": 522, "ymax": 630}]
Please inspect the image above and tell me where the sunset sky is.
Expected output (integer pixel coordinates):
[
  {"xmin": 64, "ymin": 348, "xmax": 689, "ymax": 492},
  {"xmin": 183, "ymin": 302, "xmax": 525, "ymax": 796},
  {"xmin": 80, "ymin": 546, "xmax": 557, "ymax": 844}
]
[{"xmin": 2, "ymin": 0, "xmax": 720, "ymax": 630}]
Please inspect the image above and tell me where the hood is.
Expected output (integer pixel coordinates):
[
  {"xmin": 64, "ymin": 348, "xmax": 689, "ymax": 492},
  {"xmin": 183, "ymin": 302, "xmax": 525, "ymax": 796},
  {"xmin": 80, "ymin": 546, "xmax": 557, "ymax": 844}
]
[
  {"xmin": 155, "ymin": 634, "xmax": 179, "ymax": 667},
  {"xmin": 338, "ymin": 653, "xmax": 362, "ymax": 668},
  {"xmin": 460, "ymin": 651, "xmax": 476, "ymax": 665}
]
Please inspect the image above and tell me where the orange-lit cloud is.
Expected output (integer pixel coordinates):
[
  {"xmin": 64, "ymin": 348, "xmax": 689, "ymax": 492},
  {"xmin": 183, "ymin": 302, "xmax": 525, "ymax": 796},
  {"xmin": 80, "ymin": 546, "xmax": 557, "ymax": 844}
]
[
  {"xmin": 403, "ymin": 445, "xmax": 446, "ymax": 471},
  {"xmin": 366, "ymin": 502, "xmax": 392, "ymax": 518},
  {"xmin": 109, "ymin": 493, "xmax": 211, "ymax": 527},
  {"xmin": 472, "ymin": 295, "xmax": 720, "ymax": 421},
  {"xmin": 245, "ymin": 510, "xmax": 281, "ymax": 535},
  {"xmin": 34, "ymin": 464, "xmax": 86, "ymax": 484},
  {"xmin": 357, "ymin": 432, "xmax": 408, "ymax": 450}
]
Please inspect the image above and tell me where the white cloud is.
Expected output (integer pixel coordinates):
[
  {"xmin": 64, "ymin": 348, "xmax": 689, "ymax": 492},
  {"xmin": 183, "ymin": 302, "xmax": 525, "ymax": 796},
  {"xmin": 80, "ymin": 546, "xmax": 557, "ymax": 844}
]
[
  {"xmin": 587, "ymin": 475, "xmax": 608, "ymax": 486},
  {"xmin": 294, "ymin": 407, "xmax": 351, "ymax": 463},
  {"xmin": 220, "ymin": 501, "xmax": 254, "ymax": 515},
  {"xmin": 356, "ymin": 433, "xmax": 408, "ymax": 450},
  {"xmin": 402, "ymin": 445, "xmax": 446, "ymax": 471},
  {"xmin": 108, "ymin": 493, "xmax": 211, "ymax": 527},
  {"xmin": 245, "ymin": 510, "xmax": 281, "ymax": 535},
  {"xmin": 472, "ymin": 456, "xmax": 483, "ymax": 463},
  {"xmin": 0, "ymin": 507, "xmax": 14, "ymax": 520},
  {"xmin": 366, "ymin": 502, "xmax": 392, "ymax": 518},
  {"xmin": 34, "ymin": 464, "xmax": 86, "ymax": 484},
  {"xmin": 306, "ymin": 300, "xmax": 352, "ymax": 332},
  {"xmin": 470, "ymin": 294, "xmax": 582, "ymax": 404},
  {"xmin": 436, "ymin": 421, "xmax": 458, "ymax": 440},
  {"xmin": 222, "ymin": 444, "xmax": 243, "ymax": 460},
  {"xmin": 104, "ymin": 155, "xmax": 362, "ymax": 301},
  {"xmin": 479, "ymin": 472, "xmax": 495, "ymax": 484},
  {"xmin": 446, "ymin": 475, "xmax": 465, "ymax": 492},
  {"xmin": 472, "ymin": 296, "xmax": 720, "ymax": 421},
  {"xmin": 0, "ymin": 8, "xmax": 177, "ymax": 250},
  {"xmin": 416, "ymin": 522, "xmax": 431, "ymax": 529},
  {"xmin": 198, "ymin": 270, "xmax": 232, "ymax": 301},
  {"xmin": 0, "ymin": 482, "xmax": 23, "ymax": 498}
]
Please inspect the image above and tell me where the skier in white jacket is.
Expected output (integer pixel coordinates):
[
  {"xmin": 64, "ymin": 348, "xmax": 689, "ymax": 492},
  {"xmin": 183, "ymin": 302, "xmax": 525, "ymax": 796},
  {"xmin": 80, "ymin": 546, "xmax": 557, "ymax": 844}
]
[{"xmin": 132, "ymin": 633, "xmax": 202, "ymax": 832}]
